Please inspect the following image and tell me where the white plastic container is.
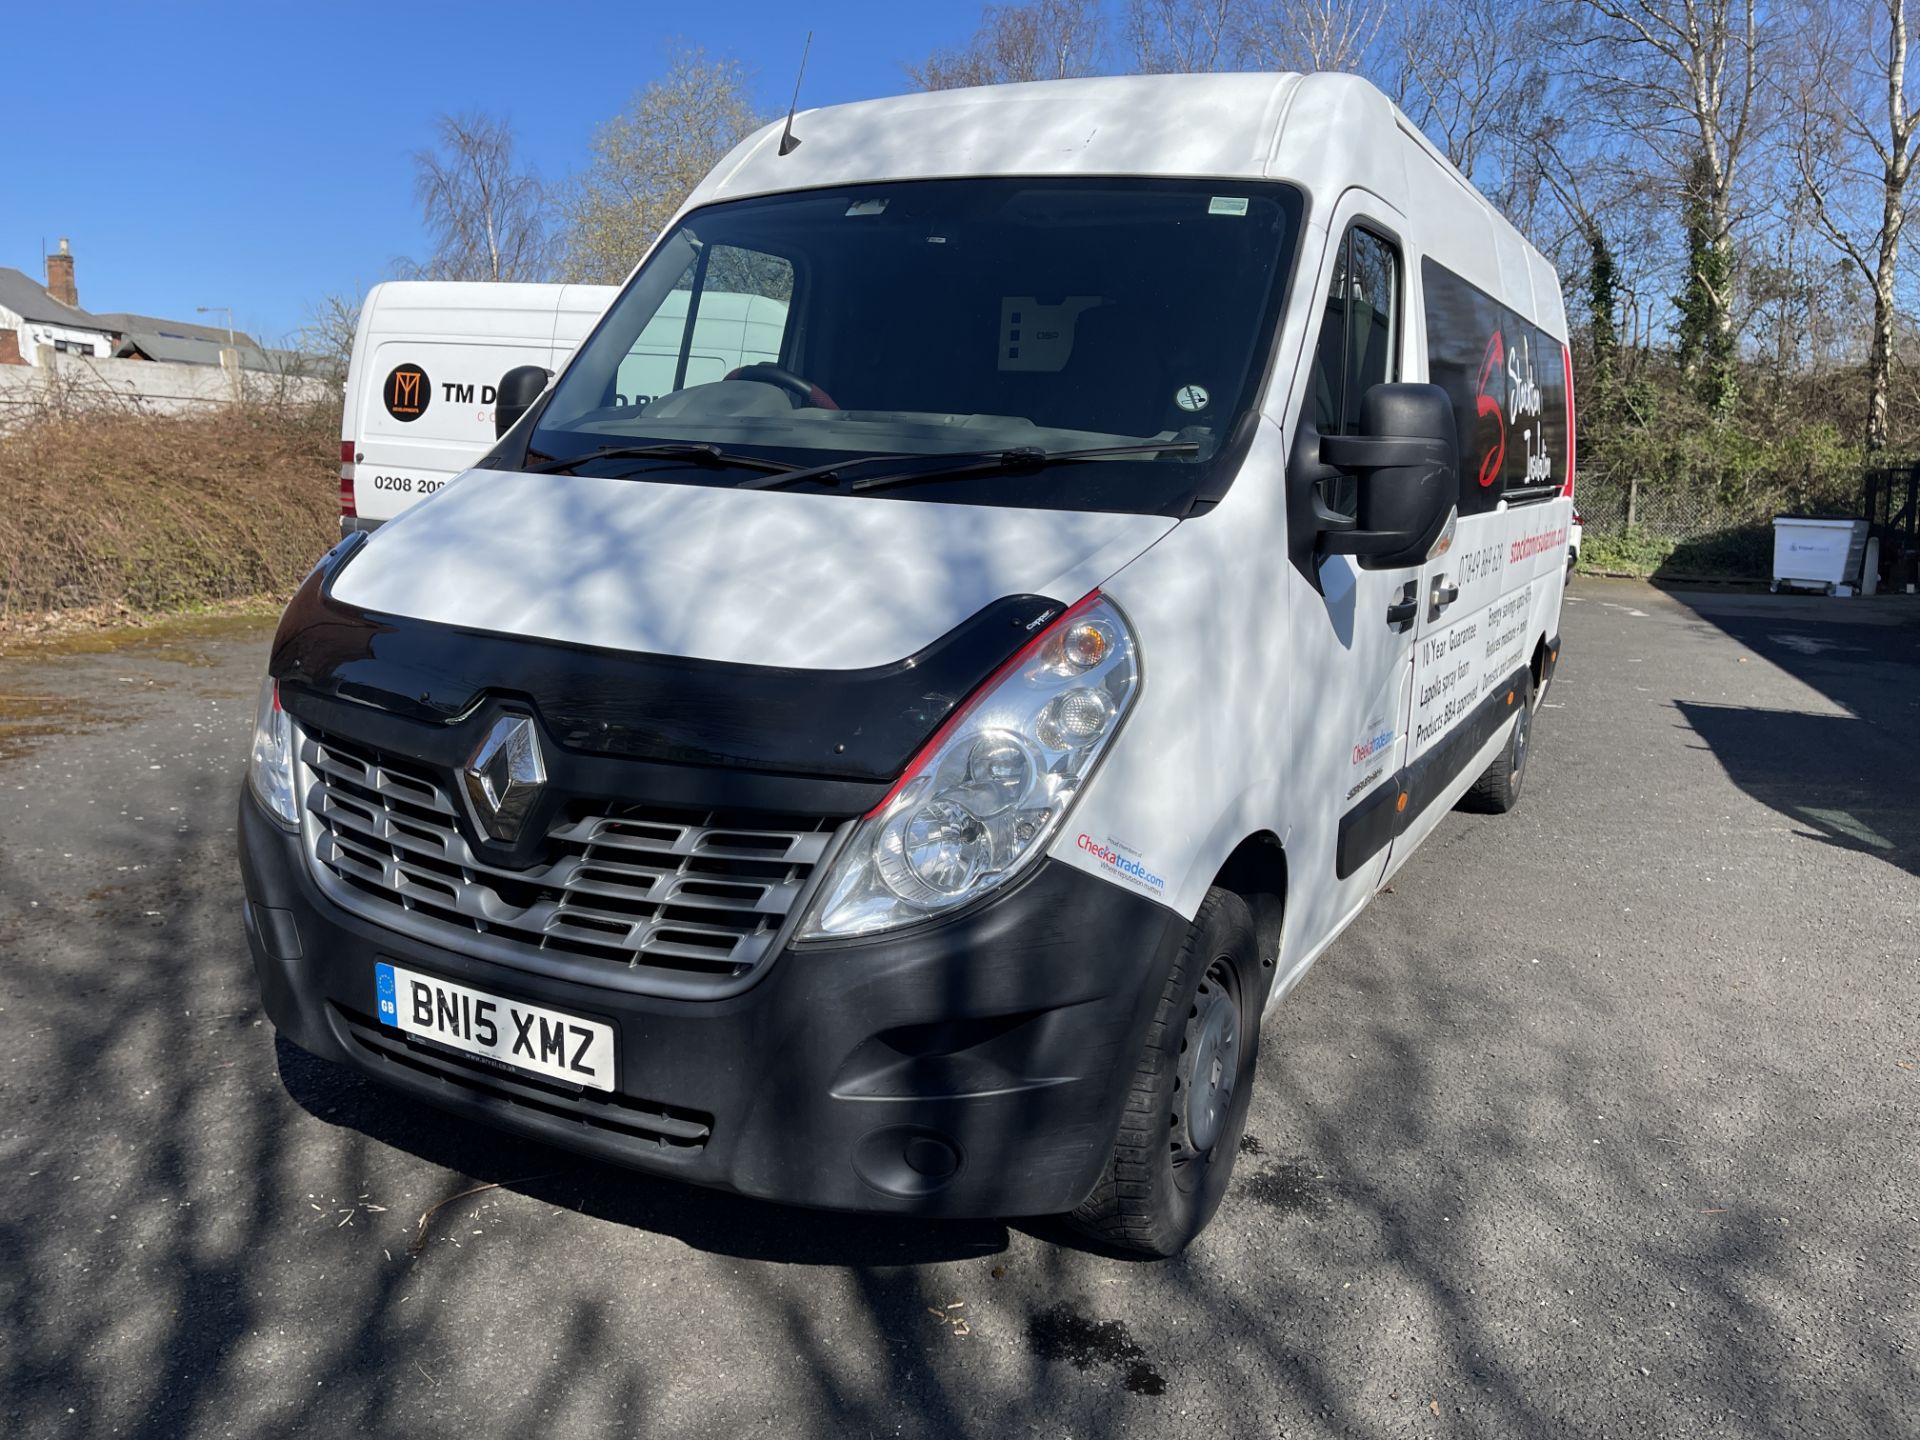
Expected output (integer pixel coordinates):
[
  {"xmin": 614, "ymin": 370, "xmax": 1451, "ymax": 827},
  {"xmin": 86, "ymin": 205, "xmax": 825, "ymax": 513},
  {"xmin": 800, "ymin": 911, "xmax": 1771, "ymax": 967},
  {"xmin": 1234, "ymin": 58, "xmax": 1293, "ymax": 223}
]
[{"xmin": 1771, "ymin": 517, "xmax": 1869, "ymax": 594}]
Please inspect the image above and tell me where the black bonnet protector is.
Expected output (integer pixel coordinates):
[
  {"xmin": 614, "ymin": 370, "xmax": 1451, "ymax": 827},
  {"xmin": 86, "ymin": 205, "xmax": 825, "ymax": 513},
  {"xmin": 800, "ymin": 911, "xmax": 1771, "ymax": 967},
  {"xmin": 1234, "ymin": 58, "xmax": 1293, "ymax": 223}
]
[{"xmin": 269, "ymin": 534, "xmax": 1067, "ymax": 818}]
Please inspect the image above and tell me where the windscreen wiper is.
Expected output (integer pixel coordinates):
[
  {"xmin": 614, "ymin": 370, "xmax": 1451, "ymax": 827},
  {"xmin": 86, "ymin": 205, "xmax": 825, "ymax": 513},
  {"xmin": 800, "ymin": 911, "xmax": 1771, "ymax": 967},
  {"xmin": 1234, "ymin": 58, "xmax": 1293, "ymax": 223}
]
[
  {"xmin": 850, "ymin": 441, "xmax": 1201, "ymax": 493},
  {"xmin": 737, "ymin": 441, "xmax": 1201, "ymax": 495},
  {"xmin": 522, "ymin": 443, "xmax": 802, "ymax": 477}
]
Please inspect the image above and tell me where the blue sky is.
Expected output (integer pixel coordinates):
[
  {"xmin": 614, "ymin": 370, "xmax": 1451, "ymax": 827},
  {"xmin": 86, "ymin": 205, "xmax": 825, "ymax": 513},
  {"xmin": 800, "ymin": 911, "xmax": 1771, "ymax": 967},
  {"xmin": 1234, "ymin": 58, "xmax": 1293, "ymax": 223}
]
[{"xmin": 6, "ymin": 1, "xmax": 988, "ymax": 344}]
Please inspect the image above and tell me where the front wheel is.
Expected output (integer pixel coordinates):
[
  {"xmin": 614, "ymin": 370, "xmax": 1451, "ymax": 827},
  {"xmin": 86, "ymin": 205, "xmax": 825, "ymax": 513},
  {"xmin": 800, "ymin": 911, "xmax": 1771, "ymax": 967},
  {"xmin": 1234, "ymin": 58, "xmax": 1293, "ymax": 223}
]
[
  {"xmin": 1459, "ymin": 670, "xmax": 1534, "ymax": 813},
  {"xmin": 1069, "ymin": 888, "xmax": 1262, "ymax": 1257}
]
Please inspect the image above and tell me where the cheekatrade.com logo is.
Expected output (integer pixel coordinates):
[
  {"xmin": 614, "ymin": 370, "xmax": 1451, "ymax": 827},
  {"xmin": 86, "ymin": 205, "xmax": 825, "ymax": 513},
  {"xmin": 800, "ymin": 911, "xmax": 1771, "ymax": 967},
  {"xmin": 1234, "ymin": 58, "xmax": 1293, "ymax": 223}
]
[
  {"xmin": 1077, "ymin": 833, "xmax": 1167, "ymax": 891},
  {"xmin": 383, "ymin": 363, "xmax": 431, "ymax": 422}
]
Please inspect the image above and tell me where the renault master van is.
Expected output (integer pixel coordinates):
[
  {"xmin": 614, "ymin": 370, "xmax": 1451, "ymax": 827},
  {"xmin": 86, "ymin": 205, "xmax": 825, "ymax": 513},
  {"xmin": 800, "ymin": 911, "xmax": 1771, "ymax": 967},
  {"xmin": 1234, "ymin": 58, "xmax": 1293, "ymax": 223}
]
[{"xmin": 243, "ymin": 73, "xmax": 1574, "ymax": 1256}]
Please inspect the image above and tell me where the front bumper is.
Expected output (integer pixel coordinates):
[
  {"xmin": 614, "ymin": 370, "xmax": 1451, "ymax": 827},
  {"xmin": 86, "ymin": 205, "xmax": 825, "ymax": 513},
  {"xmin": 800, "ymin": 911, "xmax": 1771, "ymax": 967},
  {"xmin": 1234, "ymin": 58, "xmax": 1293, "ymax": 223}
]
[{"xmin": 239, "ymin": 793, "xmax": 1184, "ymax": 1217}]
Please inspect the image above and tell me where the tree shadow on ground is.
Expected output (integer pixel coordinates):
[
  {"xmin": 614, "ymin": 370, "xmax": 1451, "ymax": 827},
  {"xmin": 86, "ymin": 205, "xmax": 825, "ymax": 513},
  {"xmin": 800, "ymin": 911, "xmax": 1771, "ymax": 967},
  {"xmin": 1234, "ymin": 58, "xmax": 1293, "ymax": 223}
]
[
  {"xmin": 273, "ymin": 1035, "xmax": 1013, "ymax": 1268},
  {"xmin": 1674, "ymin": 702, "xmax": 1920, "ymax": 881},
  {"xmin": 1661, "ymin": 586, "xmax": 1920, "ymax": 881}
]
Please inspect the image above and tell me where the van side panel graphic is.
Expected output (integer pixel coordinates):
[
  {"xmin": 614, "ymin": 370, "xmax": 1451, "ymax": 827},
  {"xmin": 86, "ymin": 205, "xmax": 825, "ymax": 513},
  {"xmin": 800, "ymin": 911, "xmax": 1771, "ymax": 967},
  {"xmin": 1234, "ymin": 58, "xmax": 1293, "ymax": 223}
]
[{"xmin": 1423, "ymin": 259, "xmax": 1566, "ymax": 515}]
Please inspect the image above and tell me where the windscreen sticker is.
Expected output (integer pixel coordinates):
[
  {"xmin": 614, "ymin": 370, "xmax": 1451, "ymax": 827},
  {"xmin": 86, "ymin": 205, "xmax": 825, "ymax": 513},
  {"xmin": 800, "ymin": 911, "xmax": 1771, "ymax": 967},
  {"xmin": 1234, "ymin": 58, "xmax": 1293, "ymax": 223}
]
[
  {"xmin": 1208, "ymin": 196, "xmax": 1250, "ymax": 216},
  {"xmin": 1174, "ymin": 383, "xmax": 1210, "ymax": 412},
  {"xmin": 383, "ymin": 364, "xmax": 431, "ymax": 422},
  {"xmin": 998, "ymin": 296, "xmax": 1102, "ymax": 372}
]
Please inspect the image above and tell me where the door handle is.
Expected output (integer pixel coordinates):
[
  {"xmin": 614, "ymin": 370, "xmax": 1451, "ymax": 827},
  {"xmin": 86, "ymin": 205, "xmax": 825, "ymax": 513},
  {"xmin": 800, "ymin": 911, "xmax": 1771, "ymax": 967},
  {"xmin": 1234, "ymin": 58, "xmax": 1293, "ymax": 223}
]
[
  {"xmin": 1428, "ymin": 576, "xmax": 1460, "ymax": 622},
  {"xmin": 1386, "ymin": 581, "xmax": 1418, "ymax": 629}
]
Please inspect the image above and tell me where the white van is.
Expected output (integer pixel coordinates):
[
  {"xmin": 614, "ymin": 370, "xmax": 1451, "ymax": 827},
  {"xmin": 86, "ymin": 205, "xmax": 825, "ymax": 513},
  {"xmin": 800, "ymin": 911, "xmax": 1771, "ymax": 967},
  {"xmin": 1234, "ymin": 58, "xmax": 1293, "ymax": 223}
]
[
  {"xmin": 244, "ymin": 73, "xmax": 1575, "ymax": 1256},
  {"xmin": 340, "ymin": 282, "xmax": 792, "ymax": 532},
  {"xmin": 339, "ymin": 282, "xmax": 612, "ymax": 531}
]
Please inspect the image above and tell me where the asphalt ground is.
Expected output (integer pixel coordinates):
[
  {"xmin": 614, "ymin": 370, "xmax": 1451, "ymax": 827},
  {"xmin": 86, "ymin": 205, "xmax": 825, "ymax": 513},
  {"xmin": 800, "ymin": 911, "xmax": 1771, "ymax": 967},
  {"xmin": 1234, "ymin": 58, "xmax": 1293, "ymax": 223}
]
[{"xmin": 1, "ymin": 579, "xmax": 1915, "ymax": 1438}]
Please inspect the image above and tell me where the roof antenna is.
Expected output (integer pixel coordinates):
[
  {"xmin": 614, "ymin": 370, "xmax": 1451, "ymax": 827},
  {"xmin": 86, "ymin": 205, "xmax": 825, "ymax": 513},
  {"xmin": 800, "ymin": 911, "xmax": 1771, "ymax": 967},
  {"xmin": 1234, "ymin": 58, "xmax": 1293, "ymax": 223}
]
[{"xmin": 778, "ymin": 31, "xmax": 812, "ymax": 156}]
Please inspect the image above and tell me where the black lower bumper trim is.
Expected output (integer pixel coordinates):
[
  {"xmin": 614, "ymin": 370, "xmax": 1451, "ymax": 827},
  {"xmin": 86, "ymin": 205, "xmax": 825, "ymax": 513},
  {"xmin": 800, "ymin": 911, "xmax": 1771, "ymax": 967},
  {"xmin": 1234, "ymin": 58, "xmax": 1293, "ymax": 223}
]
[
  {"xmin": 240, "ymin": 792, "xmax": 1184, "ymax": 1218},
  {"xmin": 334, "ymin": 1003, "xmax": 715, "ymax": 1153},
  {"xmin": 1335, "ymin": 662, "xmax": 1531, "ymax": 880}
]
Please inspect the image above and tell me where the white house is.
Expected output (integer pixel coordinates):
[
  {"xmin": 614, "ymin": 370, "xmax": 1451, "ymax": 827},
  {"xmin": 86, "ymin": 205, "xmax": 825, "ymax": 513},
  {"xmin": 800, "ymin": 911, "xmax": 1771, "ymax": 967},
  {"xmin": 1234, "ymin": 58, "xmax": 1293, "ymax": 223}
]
[{"xmin": 0, "ymin": 240, "xmax": 116, "ymax": 366}]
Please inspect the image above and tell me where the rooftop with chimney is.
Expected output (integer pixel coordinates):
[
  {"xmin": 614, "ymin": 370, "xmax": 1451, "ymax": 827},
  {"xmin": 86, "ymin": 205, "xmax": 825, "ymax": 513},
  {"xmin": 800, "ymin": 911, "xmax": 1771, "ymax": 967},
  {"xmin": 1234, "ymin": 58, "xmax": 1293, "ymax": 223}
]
[{"xmin": 0, "ymin": 237, "xmax": 279, "ymax": 370}]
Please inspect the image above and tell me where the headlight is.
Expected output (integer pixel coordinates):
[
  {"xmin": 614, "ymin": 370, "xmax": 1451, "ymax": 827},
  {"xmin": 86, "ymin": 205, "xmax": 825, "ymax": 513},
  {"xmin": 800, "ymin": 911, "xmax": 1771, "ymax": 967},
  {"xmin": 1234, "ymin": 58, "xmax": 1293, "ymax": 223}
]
[
  {"xmin": 248, "ymin": 677, "xmax": 300, "ymax": 827},
  {"xmin": 799, "ymin": 593, "xmax": 1140, "ymax": 938}
]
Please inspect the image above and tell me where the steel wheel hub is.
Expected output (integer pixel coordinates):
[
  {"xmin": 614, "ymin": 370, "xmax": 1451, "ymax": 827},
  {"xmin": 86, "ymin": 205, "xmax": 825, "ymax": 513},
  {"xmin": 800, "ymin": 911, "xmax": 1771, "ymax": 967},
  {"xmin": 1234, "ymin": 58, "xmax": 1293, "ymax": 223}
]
[{"xmin": 1177, "ymin": 961, "xmax": 1241, "ymax": 1160}]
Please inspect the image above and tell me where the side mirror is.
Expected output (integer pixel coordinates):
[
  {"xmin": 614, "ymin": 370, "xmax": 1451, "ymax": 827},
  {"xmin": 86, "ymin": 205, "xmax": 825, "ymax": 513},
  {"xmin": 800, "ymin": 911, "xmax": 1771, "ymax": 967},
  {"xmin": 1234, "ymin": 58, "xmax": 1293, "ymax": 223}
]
[
  {"xmin": 495, "ymin": 365, "xmax": 551, "ymax": 439},
  {"xmin": 1312, "ymin": 383, "xmax": 1458, "ymax": 570}
]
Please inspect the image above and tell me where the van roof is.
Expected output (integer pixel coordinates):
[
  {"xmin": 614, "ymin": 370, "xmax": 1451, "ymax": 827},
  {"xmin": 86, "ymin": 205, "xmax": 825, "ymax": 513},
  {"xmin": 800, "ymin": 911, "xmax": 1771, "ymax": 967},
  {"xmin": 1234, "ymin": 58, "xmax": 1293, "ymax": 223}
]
[
  {"xmin": 700, "ymin": 72, "xmax": 1305, "ymax": 197},
  {"xmin": 685, "ymin": 72, "xmax": 1563, "ymax": 336},
  {"xmin": 363, "ymin": 280, "xmax": 613, "ymax": 317}
]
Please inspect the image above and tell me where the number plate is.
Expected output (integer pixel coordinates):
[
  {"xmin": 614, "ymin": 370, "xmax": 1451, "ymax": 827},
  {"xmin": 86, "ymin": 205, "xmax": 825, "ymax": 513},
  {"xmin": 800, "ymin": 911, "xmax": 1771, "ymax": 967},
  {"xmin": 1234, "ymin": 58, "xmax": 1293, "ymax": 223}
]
[{"xmin": 375, "ymin": 963, "xmax": 615, "ymax": 1092}]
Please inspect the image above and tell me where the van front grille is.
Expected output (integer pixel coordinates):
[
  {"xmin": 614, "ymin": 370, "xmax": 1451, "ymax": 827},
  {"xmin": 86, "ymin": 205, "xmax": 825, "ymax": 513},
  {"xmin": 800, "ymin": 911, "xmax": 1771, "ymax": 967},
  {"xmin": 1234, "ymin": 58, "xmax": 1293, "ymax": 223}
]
[{"xmin": 298, "ymin": 724, "xmax": 833, "ymax": 996}]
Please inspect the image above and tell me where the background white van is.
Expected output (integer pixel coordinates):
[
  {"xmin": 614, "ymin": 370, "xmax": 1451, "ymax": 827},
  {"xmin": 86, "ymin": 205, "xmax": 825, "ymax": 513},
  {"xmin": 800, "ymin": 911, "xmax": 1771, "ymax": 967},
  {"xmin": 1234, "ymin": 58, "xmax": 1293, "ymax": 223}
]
[{"xmin": 338, "ymin": 281, "xmax": 789, "ymax": 532}]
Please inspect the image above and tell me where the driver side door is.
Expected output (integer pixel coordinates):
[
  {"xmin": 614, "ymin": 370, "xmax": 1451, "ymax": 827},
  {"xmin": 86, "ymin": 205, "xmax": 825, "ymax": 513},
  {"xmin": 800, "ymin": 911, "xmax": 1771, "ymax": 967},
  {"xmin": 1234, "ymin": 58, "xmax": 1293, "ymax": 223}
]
[{"xmin": 1278, "ymin": 207, "xmax": 1426, "ymax": 965}]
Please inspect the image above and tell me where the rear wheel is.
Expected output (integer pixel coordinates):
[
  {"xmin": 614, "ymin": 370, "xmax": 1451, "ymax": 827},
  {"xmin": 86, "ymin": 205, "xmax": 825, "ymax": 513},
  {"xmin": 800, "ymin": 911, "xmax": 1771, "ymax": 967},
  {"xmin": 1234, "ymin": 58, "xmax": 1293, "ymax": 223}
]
[
  {"xmin": 1460, "ymin": 670, "xmax": 1533, "ymax": 814},
  {"xmin": 1069, "ymin": 888, "xmax": 1262, "ymax": 1257}
]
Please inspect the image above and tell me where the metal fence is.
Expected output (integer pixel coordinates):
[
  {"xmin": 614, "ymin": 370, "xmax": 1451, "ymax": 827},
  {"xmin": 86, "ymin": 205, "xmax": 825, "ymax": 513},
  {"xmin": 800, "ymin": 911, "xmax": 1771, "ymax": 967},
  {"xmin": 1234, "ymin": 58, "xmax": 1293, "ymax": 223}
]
[
  {"xmin": 1864, "ymin": 464, "xmax": 1920, "ymax": 591},
  {"xmin": 1575, "ymin": 462, "xmax": 1920, "ymax": 585},
  {"xmin": 1573, "ymin": 475, "xmax": 1748, "ymax": 540}
]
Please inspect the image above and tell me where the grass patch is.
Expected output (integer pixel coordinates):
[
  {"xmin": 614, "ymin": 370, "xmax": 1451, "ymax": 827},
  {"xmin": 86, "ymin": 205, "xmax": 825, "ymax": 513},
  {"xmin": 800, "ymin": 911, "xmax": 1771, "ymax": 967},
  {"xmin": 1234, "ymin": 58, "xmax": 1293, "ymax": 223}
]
[
  {"xmin": 1581, "ymin": 525, "xmax": 1772, "ymax": 581},
  {"xmin": 0, "ymin": 404, "xmax": 336, "ymax": 621},
  {"xmin": 1580, "ymin": 529, "xmax": 1676, "ymax": 576}
]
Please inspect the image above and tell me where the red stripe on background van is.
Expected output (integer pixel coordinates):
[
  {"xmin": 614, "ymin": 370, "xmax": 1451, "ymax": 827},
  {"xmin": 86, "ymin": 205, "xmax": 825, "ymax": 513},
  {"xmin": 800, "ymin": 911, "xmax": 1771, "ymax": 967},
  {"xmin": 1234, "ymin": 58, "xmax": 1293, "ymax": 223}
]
[
  {"xmin": 339, "ymin": 439, "xmax": 357, "ymax": 518},
  {"xmin": 1561, "ymin": 346, "xmax": 1576, "ymax": 498}
]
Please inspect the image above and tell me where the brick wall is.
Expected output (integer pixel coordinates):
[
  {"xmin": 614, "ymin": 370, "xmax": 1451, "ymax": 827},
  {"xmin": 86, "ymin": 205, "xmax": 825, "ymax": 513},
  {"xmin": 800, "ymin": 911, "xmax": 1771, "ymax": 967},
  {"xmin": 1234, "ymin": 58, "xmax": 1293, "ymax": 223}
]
[
  {"xmin": 45, "ymin": 251, "xmax": 78, "ymax": 308},
  {"xmin": 0, "ymin": 331, "xmax": 23, "ymax": 366}
]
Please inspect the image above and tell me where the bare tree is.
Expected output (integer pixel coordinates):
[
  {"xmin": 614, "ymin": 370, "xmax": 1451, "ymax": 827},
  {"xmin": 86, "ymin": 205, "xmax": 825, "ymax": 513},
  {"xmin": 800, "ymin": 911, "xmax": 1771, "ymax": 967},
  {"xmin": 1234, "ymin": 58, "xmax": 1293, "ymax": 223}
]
[
  {"xmin": 907, "ymin": 0, "xmax": 1107, "ymax": 89},
  {"xmin": 1791, "ymin": 0, "xmax": 1920, "ymax": 451},
  {"xmin": 1126, "ymin": 0, "xmax": 1246, "ymax": 73},
  {"xmin": 297, "ymin": 292, "xmax": 362, "ymax": 393},
  {"xmin": 406, "ymin": 113, "xmax": 553, "ymax": 283},
  {"xmin": 1387, "ymin": 0, "xmax": 1543, "ymax": 185},
  {"xmin": 562, "ymin": 48, "xmax": 764, "ymax": 284},
  {"xmin": 1566, "ymin": 0, "xmax": 1773, "ymax": 411},
  {"xmin": 1242, "ymin": 0, "xmax": 1387, "ymax": 73}
]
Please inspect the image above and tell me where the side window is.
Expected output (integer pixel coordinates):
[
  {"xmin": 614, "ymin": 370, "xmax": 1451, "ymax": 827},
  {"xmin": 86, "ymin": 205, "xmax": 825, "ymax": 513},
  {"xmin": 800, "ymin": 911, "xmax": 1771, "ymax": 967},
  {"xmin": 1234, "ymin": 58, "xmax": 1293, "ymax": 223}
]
[
  {"xmin": 1342, "ymin": 230, "xmax": 1399, "ymax": 432},
  {"xmin": 1308, "ymin": 225, "xmax": 1401, "ymax": 438},
  {"xmin": 612, "ymin": 244, "xmax": 795, "ymax": 407},
  {"xmin": 1312, "ymin": 240, "xmax": 1351, "ymax": 432},
  {"xmin": 1421, "ymin": 258, "xmax": 1566, "ymax": 514}
]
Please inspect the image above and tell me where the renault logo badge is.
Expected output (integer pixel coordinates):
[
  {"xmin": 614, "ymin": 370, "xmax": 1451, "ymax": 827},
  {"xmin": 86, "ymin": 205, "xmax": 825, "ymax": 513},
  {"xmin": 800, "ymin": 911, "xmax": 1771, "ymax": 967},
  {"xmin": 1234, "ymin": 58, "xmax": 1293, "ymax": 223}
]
[{"xmin": 462, "ymin": 715, "xmax": 545, "ymax": 842}]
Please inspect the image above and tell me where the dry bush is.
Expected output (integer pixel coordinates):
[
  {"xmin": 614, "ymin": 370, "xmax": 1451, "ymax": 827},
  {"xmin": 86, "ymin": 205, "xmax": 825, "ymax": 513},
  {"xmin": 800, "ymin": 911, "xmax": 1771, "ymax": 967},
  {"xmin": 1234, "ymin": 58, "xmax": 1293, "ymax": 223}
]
[{"xmin": 0, "ymin": 402, "xmax": 337, "ymax": 619}]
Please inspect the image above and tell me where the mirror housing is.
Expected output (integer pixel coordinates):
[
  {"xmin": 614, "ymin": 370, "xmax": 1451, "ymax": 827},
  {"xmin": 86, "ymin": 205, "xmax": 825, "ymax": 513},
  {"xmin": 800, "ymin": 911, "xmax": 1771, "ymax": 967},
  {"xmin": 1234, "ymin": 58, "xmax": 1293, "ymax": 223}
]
[
  {"xmin": 1313, "ymin": 383, "xmax": 1458, "ymax": 570},
  {"xmin": 495, "ymin": 365, "xmax": 551, "ymax": 439}
]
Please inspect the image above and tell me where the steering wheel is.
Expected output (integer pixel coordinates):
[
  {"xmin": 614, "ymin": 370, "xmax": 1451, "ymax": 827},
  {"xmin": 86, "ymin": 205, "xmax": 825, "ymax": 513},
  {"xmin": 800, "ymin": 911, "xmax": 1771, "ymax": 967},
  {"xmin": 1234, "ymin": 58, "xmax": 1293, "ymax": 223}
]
[{"xmin": 725, "ymin": 363, "xmax": 839, "ymax": 410}]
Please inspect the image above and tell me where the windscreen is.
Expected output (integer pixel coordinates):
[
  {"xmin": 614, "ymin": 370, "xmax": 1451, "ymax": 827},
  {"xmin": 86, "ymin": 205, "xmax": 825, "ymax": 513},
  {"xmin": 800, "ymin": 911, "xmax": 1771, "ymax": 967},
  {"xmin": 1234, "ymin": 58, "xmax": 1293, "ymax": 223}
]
[{"xmin": 530, "ymin": 178, "xmax": 1303, "ymax": 515}]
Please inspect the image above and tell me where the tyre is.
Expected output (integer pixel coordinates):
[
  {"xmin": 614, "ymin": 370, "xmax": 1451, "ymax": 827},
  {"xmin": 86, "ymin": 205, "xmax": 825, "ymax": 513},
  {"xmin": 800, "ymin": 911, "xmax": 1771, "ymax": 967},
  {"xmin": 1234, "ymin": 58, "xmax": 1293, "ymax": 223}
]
[
  {"xmin": 1069, "ymin": 888, "xmax": 1262, "ymax": 1257},
  {"xmin": 1459, "ymin": 670, "xmax": 1533, "ymax": 814}
]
